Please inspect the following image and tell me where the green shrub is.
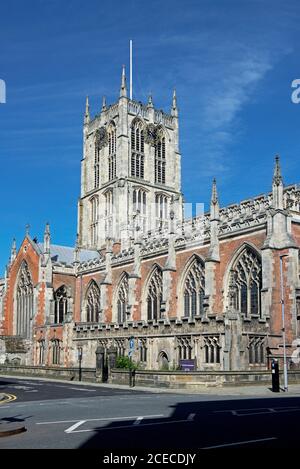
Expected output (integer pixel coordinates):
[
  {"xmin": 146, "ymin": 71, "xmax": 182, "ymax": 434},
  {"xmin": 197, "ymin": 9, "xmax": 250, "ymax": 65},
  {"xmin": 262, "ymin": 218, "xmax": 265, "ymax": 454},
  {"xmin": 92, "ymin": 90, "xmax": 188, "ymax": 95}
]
[{"xmin": 116, "ymin": 355, "xmax": 138, "ymax": 370}]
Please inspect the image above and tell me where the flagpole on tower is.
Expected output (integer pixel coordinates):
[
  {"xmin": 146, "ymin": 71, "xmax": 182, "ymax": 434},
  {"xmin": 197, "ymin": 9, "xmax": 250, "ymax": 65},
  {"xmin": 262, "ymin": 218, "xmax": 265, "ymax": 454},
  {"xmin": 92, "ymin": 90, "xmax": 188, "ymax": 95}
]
[{"xmin": 130, "ymin": 39, "xmax": 133, "ymax": 100}]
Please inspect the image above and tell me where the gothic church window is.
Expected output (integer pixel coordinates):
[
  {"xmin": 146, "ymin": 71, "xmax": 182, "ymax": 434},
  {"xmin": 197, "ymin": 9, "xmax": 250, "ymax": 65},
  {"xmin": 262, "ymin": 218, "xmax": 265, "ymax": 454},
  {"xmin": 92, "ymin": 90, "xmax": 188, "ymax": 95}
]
[
  {"xmin": 51, "ymin": 339, "xmax": 61, "ymax": 365},
  {"xmin": 114, "ymin": 338, "xmax": 126, "ymax": 357},
  {"xmin": 229, "ymin": 246, "xmax": 262, "ymax": 318},
  {"xmin": 177, "ymin": 336, "xmax": 193, "ymax": 360},
  {"xmin": 105, "ymin": 190, "xmax": 114, "ymax": 237},
  {"xmin": 16, "ymin": 261, "xmax": 34, "ymax": 338},
  {"xmin": 94, "ymin": 146, "xmax": 100, "ymax": 189},
  {"xmin": 155, "ymin": 193, "xmax": 168, "ymax": 230},
  {"xmin": 183, "ymin": 257, "xmax": 205, "ymax": 318},
  {"xmin": 248, "ymin": 337, "xmax": 265, "ymax": 364},
  {"xmin": 133, "ymin": 188, "xmax": 147, "ymax": 232},
  {"xmin": 54, "ymin": 285, "xmax": 68, "ymax": 324},
  {"xmin": 139, "ymin": 338, "xmax": 147, "ymax": 363},
  {"xmin": 146, "ymin": 266, "xmax": 163, "ymax": 321},
  {"xmin": 155, "ymin": 134, "xmax": 166, "ymax": 184},
  {"xmin": 108, "ymin": 125, "xmax": 116, "ymax": 181},
  {"xmin": 204, "ymin": 336, "xmax": 221, "ymax": 364},
  {"xmin": 38, "ymin": 339, "xmax": 45, "ymax": 365},
  {"xmin": 90, "ymin": 196, "xmax": 99, "ymax": 246},
  {"xmin": 117, "ymin": 274, "xmax": 129, "ymax": 323},
  {"xmin": 131, "ymin": 120, "xmax": 144, "ymax": 179},
  {"xmin": 86, "ymin": 281, "xmax": 101, "ymax": 322}
]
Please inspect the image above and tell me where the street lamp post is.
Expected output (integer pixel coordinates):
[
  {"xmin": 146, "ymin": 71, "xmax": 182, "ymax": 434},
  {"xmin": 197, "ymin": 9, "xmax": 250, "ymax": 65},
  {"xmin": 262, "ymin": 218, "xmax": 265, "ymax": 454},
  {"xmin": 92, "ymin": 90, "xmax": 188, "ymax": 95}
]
[
  {"xmin": 279, "ymin": 254, "xmax": 289, "ymax": 392},
  {"xmin": 128, "ymin": 337, "xmax": 134, "ymax": 387}
]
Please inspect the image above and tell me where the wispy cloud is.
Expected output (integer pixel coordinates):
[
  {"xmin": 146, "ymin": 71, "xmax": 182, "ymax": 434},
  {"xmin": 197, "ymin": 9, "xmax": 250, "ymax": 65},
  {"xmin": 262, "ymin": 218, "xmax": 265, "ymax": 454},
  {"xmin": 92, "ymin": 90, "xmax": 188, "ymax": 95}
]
[{"xmin": 137, "ymin": 30, "xmax": 293, "ymax": 185}]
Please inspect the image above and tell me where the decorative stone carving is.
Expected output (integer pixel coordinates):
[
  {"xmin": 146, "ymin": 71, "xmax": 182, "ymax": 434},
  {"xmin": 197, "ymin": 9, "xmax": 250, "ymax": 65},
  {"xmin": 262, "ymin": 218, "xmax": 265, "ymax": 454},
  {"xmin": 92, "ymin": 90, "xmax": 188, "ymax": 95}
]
[
  {"xmin": 144, "ymin": 123, "xmax": 157, "ymax": 145},
  {"xmin": 95, "ymin": 127, "xmax": 108, "ymax": 150}
]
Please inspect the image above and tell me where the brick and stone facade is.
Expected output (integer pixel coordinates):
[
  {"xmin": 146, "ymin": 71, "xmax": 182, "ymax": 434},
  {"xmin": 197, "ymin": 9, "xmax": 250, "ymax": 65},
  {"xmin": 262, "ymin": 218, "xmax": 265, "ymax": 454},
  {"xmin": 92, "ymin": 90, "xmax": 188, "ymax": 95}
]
[{"xmin": 1, "ymin": 68, "xmax": 300, "ymax": 374}]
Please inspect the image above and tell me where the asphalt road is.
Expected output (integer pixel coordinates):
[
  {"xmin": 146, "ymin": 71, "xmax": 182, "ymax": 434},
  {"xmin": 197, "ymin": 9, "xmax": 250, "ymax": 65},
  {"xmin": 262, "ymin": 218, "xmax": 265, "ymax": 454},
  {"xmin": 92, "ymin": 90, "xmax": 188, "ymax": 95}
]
[{"xmin": 1, "ymin": 376, "xmax": 300, "ymax": 450}]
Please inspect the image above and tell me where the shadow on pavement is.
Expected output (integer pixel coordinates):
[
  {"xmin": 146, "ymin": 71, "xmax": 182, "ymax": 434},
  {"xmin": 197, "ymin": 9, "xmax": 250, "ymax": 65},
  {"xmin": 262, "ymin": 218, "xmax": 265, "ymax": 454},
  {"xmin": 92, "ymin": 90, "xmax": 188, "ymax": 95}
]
[
  {"xmin": 79, "ymin": 395, "xmax": 300, "ymax": 449},
  {"xmin": 0, "ymin": 414, "xmax": 31, "ymax": 424}
]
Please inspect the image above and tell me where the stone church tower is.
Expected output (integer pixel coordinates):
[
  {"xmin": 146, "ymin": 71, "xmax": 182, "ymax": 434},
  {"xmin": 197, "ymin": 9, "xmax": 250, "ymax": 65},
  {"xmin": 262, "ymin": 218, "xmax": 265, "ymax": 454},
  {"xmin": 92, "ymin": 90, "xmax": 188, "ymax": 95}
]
[{"xmin": 77, "ymin": 66, "xmax": 183, "ymax": 250}]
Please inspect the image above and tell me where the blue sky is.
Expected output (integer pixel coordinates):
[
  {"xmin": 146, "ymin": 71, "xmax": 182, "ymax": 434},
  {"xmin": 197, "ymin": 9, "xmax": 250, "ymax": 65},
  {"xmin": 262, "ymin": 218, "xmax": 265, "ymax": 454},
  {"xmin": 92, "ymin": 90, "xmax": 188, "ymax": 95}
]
[{"xmin": 0, "ymin": 0, "xmax": 300, "ymax": 274}]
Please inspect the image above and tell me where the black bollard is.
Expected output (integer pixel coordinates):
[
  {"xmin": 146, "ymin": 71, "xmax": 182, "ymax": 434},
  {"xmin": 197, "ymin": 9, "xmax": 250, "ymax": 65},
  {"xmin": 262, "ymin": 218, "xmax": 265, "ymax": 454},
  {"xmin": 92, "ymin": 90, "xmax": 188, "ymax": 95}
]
[{"xmin": 271, "ymin": 359, "xmax": 280, "ymax": 392}]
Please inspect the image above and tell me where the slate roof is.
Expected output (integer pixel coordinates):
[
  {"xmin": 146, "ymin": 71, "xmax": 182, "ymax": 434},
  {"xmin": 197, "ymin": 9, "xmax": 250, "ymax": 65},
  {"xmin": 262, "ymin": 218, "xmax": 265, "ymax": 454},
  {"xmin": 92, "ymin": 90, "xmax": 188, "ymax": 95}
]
[{"xmin": 37, "ymin": 243, "xmax": 100, "ymax": 265}]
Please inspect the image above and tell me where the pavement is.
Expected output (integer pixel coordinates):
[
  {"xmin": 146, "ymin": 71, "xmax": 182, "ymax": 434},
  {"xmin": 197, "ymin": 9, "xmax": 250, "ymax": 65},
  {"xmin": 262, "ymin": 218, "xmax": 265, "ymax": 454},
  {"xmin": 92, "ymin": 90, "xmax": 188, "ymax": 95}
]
[{"xmin": 1, "ymin": 373, "xmax": 300, "ymax": 396}]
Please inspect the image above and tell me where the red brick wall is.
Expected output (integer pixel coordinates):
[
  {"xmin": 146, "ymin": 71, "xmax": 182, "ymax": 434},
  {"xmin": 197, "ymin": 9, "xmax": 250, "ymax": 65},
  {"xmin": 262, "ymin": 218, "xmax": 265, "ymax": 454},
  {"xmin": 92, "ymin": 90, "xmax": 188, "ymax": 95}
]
[{"xmin": 3, "ymin": 238, "xmax": 40, "ymax": 335}]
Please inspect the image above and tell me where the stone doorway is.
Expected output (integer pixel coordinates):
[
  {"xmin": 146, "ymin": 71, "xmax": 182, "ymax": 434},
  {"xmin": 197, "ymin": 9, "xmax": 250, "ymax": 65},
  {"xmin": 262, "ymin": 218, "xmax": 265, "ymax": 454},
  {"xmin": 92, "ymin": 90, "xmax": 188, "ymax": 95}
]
[{"xmin": 158, "ymin": 351, "xmax": 169, "ymax": 370}]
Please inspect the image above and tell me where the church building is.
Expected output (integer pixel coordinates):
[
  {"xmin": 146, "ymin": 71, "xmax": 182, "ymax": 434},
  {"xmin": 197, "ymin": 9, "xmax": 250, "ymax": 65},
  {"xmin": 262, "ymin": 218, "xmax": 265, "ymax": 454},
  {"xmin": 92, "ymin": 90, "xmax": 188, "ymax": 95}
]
[{"xmin": 1, "ymin": 67, "xmax": 300, "ymax": 375}]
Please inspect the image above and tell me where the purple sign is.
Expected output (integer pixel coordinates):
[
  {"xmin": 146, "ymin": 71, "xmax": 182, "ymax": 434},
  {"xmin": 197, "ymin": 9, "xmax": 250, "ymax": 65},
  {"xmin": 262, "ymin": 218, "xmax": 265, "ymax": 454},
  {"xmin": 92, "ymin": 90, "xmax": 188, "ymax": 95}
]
[{"xmin": 179, "ymin": 359, "xmax": 196, "ymax": 371}]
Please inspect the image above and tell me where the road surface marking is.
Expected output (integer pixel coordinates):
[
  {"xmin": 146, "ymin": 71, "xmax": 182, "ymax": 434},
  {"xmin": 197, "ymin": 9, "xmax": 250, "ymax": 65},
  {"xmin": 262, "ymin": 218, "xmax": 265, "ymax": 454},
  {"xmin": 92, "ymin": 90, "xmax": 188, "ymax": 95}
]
[
  {"xmin": 66, "ymin": 388, "xmax": 96, "ymax": 392},
  {"xmin": 70, "ymin": 418, "xmax": 196, "ymax": 433},
  {"xmin": 21, "ymin": 382, "xmax": 44, "ymax": 386},
  {"xmin": 0, "ymin": 393, "xmax": 17, "ymax": 404},
  {"xmin": 202, "ymin": 437, "xmax": 277, "ymax": 449},
  {"xmin": 214, "ymin": 406, "xmax": 300, "ymax": 417},
  {"xmin": 10, "ymin": 385, "xmax": 32, "ymax": 390},
  {"xmin": 65, "ymin": 420, "xmax": 87, "ymax": 433},
  {"xmin": 36, "ymin": 414, "xmax": 164, "ymax": 426},
  {"xmin": 49, "ymin": 384, "xmax": 96, "ymax": 392},
  {"xmin": 133, "ymin": 417, "xmax": 143, "ymax": 425}
]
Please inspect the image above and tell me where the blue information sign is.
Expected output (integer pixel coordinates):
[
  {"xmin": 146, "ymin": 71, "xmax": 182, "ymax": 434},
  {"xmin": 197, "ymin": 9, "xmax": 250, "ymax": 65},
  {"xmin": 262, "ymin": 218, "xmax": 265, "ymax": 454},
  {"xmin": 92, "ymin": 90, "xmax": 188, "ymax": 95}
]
[
  {"xmin": 179, "ymin": 359, "xmax": 196, "ymax": 371},
  {"xmin": 129, "ymin": 337, "xmax": 134, "ymax": 350}
]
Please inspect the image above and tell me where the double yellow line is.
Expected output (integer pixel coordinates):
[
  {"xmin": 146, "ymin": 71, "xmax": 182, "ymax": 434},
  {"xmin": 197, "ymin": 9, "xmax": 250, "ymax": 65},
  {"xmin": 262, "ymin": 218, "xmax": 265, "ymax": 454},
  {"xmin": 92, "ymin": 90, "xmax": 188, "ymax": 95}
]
[{"xmin": 0, "ymin": 393, "xmax": 17, "ymax": 405}]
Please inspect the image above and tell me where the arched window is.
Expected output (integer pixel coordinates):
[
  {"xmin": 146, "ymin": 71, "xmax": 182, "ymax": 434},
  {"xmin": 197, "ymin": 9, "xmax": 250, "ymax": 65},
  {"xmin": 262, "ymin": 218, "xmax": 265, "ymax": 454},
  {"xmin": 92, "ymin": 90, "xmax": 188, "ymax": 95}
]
[
  {"xmin": 104, "ymin": 190, "xmax": 114, "ymax": 237},
  {"xmin": 115, "ymin": 338, "xmax": 126, "ymax": 357},
  {"xmin": 131, "ymin": 120, "xmax": 144, "ymax": 179},
  {"xmin": 183, "ymin": 257, "xmax": 205, "ymax": 318},
  {"xmin": 51, "ymin": 339, "xmax": 61, "ymax": 365},
  {"xmin": 38, "ymin": 339, "xmax": 45, "ymax": 365},
  {"xmin": 204, "ymin": 336, "xmax": 221, "ymax": 364},
  {"xmin": 86, "ymin": 281, "xmax": 101, "ymax": 323},
  {"xmin": 54, "ymin": 285, "xmax": 68, "ymax": 324},
  {"xmin": 94, "ymin": 145, "xmax": 100, "ymax": 189},
  {"xmin": 108, "ymin": 125, "xmax": 116, "ymax": 181},
  {"xmin": 117, "ymin": 274, "xmax": 129, "ymax": 323},
  {"xmin": 16, "ymin": 261, "xmax": 34, "ymax": 338},
  {"xmin": 90, "ymin": 196, "xmax": 99, "ymax": 246},
  {"xmin": 155, "ymin": 132, "xmax": 166, "ymax": 184},
  {"xmin": 146, "ymin": 267, "xmax": 163, "ymax": 321},
  {"xmin": 177, "ymin": 336, "xmax": 192, "ymax": 360},
  {"xmin": 249, "ymin": 336, "xmax": 265, "ymax": 364},
  {"xmin": 229, "ymin": 246, "xmax": 262, "ymax": 318},
  {"xmin": 133, "ymin": 188, "xmax": 147, "ymax": 232},
  {"xmin": 155, "ymin": 193, "xmax": 169, "ymax": 230},
  {"xmin": 139, "ymin": 338, "xmax": 147, "ymax": 363}
]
